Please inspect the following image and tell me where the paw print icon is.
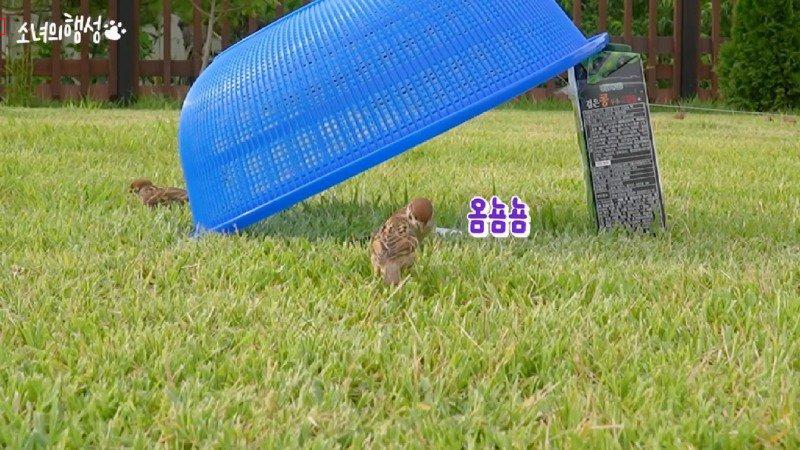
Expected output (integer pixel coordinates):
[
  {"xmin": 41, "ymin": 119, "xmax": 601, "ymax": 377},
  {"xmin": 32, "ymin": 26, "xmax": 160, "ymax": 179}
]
[{"xmin": 103, "ymin": 20, "xmax": 126, "ymax": 41}]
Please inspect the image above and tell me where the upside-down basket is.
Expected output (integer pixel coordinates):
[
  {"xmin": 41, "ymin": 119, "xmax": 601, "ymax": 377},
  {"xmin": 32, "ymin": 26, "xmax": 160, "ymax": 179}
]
[{"xmin": 178, "ymin": 0, "xmax": 608, "ymax": 233}]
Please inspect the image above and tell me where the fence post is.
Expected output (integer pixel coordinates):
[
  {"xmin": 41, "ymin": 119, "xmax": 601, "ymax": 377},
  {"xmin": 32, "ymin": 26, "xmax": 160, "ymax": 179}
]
[
  {"xmin": 163, "ymin": 0, "xmax": 172, "ymax": 95},
  {"xmin": 571, "ymin": 0, "xmax": 581, "ymax": 27},
  {"xmin": 192, "ymin": 2, "xmax": 202, "ymax": 78},
  {"xmin": 598, "ymin": 0, "xmax": 608, "ymax": 32},
  {"xmin": 679, "ymin": 0, "xmax": 700, "ymax": 98},
  {"xmin": 711, "ymin": 0, "xmax": 722, "ymax": 96},
  {"xmin": 80, "ymin": 0, "xmax": 90, "ymax": 98},
  {"xmin": 0, "ymin": 0, "xmax": 3, "ymax": 96},
  {"xmin": 51, "ymin": 0, "xmax": 62, "ymax": 100},
  {"xmin": 114, "ymin": 0, "xmax": 136, "ymax": 103},
  {"xmin": 624, "ymin": 0, "xmax": 633, "ymax": 44}
]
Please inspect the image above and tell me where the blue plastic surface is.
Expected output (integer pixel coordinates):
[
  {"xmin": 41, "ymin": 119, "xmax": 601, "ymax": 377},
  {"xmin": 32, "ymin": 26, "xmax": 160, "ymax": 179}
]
[{"xmin": 179, "ymin": 0, "xmax": 609, "ymax": 233}]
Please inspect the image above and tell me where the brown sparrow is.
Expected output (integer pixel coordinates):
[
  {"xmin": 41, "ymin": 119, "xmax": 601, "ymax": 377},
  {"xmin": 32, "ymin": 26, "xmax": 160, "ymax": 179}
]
[
  {"xmin": 370, "ymin": 198, "xmax": 435, "ymax": 285},
  {"xmin": 673, "ymin": 111, "xmax": 686, "ymax": 120},
  {"xmin": 129, "ymin": 179, "xmax": 188, "ymax": 207}
]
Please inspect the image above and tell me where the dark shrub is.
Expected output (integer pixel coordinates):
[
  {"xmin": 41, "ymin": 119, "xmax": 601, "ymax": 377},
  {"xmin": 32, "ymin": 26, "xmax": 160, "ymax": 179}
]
[{"xmin": 718, "ymin": 0, "xmax": 800, "ymax": 111}]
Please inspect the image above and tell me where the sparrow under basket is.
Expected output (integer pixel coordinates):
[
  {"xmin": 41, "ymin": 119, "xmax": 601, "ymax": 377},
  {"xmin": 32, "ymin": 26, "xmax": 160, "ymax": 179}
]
[{"xmin": 178, "ymin": 0, "xmax": 609, "ymax": 233}]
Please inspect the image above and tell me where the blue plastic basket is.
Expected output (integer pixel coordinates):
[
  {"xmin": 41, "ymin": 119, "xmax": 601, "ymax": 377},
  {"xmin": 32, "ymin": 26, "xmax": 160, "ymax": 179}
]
[{"xmin": 179, "ymin": 0, "xmax": 608, "ymax": 233}]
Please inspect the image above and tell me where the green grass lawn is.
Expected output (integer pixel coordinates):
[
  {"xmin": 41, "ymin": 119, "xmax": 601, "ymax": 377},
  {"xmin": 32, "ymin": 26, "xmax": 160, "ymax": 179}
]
[{"xmin": 1, "ymin": 105, "xmax": 799, "ymax": 447}]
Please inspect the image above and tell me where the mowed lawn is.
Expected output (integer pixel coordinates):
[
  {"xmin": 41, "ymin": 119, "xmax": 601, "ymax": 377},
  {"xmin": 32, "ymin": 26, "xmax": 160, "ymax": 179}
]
[{"xmin": 1, "ymin": 105, "xmax": 799, "ymax": 447}]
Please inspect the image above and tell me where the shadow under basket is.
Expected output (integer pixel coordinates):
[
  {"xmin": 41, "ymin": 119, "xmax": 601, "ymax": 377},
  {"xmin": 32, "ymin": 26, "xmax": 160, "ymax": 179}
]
[{"xmin": 178, "ymin": 0, "xmax": 609, "ymax": 234}]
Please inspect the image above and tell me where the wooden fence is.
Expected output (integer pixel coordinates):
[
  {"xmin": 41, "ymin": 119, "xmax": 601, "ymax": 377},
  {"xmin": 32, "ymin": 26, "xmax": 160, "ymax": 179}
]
[
  {"xmin": 560, "ymin": 0, "xmax": 728, "ymax": 102},
  {"xmin": 0, "ymin": 0, "xmax": 728, "ymax": 102}
]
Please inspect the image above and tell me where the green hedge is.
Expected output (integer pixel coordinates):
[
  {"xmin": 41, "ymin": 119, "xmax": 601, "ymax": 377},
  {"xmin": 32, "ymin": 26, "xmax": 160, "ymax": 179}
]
[{"xmin": 718, "ymin": 0, "xmax": 800, "ymax": 111}]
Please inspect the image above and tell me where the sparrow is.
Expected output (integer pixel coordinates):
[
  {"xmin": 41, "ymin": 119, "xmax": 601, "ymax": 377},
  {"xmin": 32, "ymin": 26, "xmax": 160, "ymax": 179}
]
[
  {"xmin": 370, "ymin": 198, "xmax": 435, "ymax": 285},
  {"xmin": 129, "ymin": 179, "xmax": 188, "ymax": 207},
  {"xmin": 783, "ymin": 116, "xmax": 797, "ymax": 125},
  {"xmin": 673, "ymin": 111, "xmax": 686, "ymax": 120}
]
